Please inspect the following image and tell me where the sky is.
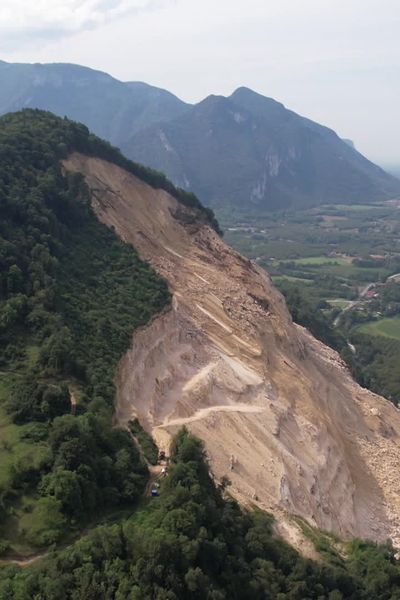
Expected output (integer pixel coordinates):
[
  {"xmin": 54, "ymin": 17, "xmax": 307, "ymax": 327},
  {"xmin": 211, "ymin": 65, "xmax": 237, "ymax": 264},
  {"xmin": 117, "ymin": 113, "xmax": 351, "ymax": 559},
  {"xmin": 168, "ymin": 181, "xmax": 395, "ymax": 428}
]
[{"xmin": 0, "ymin": 0, "xmax": 399, "ymax": 165}]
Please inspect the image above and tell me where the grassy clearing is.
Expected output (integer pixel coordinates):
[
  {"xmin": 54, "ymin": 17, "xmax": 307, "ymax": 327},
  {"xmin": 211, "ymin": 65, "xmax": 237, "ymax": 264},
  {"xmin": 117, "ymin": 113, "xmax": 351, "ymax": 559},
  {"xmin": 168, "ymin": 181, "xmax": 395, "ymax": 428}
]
[
  {"xmin": 0, "ymin": 373, "xmax": 52, "ymax": 554},
  {"xmin": 291, "ymin": 256, "xmax": 349, "ymax": 266},
  {"xmin": 326, "ymin": 204, "xmax": 382, "ymax": 211},
  {"xmin": 272, "ymin": 275, "xmax": 313, "ymax": 285},
  {"xmin": 0, "ymin": 406, "xmax": 50, "ymax": 494},
  {"xmin": 326, "ymin": 298, "xmax": 352, "ymax": 309},
  {"xmin": 320, "ymin": 215, "xmax": 348, "ymax": 222},
  {"xmin": 25, "ymin": 345, "xmax": 40, "ymax": 368},
  {"xmin": 320, "ymin": 264, "xmax": 388, "ymax": 280},
  {"xmin": 358, "ymin": 317, "xmax": 400, "ymax": 340}
]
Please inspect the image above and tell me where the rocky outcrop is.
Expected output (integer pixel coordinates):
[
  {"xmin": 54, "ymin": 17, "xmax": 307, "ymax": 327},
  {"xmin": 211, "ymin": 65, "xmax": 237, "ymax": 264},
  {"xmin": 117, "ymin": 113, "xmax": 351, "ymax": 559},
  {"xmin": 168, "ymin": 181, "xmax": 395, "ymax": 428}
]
[{"xmin": 64, "ymin": 153, "xmax": 400, "ymax": 546}]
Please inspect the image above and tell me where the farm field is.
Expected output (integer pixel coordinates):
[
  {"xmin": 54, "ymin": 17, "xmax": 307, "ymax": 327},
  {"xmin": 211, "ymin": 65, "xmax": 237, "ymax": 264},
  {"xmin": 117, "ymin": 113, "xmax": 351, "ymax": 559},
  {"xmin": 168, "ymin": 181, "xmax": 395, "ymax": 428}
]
[
  {"xmin": 291, "ymin": 256, "xmax": 349, "ymax": 265},
  {"xmin": 221, "ymin": 201, "xmax": 400, "ymax": 307},
  {"xmin": 326, "ymin": 298, "xmax": 353, "ymax": 309},
  {"xmin": 357, "ymin": 316, "xmax": 400, "ymax": 340},
  {"xmin": 271, "ymin": 275, "xmax": 312, "ymax": 285}
]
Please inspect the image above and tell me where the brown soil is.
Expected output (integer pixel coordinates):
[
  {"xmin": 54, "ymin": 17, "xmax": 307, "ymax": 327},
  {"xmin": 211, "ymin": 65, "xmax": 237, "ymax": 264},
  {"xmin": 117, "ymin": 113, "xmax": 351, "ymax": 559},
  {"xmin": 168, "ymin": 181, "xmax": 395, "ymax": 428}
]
[
  {"xmin": 0, "ymin": 552, "xmax": 48, "ymax": 568},
  {"xmin": 64, "ymin": 153, "xmax": 400, "ymax": 548}
]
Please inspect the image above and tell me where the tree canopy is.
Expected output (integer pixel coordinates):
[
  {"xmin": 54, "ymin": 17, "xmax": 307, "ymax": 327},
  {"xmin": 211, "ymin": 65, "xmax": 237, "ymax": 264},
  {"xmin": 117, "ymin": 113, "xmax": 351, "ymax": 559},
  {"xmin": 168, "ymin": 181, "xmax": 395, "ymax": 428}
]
[
  {"xmin": 0, "ymin": 109, "xmax": 171, "ymax": 548},
  {"xmin": 1, "ymin": 429, "xmax": 400, "ymax": 599}
]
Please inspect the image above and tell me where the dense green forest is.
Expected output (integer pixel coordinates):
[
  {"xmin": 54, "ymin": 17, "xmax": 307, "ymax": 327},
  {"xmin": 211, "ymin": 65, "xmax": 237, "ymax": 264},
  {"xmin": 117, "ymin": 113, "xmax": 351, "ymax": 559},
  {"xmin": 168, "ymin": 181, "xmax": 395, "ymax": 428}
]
[
  {"xmin": 346, "ymin": 332, "xmax": 400, "ymax": 404},
  {"xmin": 0, "ymin": 109, "xmax": 174, "ymax": 550},
  {"xmin": 278, "ymin": 281, "xmax": 346, "ymax": 352},
  {"xmin": 2, "ymin": 429, "xmax": 400, "ymax": 599},
  {"xmin": 278, "ymin": 281, "xmax": 400, "ymax": 405}
]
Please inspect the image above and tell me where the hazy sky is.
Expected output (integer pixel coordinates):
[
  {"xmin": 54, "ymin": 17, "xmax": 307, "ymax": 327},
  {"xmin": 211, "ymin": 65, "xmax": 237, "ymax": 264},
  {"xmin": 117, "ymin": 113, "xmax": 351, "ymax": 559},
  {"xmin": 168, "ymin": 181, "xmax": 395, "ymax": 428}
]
[{"xmin": 1, "ymin": 0, "xmax": 399, "ymax": 164}]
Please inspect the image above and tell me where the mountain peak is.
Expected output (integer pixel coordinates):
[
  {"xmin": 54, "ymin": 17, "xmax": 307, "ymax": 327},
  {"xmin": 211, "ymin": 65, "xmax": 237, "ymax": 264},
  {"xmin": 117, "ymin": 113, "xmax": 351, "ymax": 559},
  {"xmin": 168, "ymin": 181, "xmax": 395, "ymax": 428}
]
[
  {"xmin": 231, "ymin": 86, "xmax": 284, "ymax": 107},
  {"xmin": 231, "ymin": 85, "xmax": 259, "ymax": 98},
  {"xmin": 126, "ymin": 83, "xmax": 400, "ymax": 209},
  {"xmin": 198, "ymin": 93, "xmax": 229, "ymax": 107},
  {"xmin": 1, "ymin": 59, "xmax": 399, "ymax": 210}
]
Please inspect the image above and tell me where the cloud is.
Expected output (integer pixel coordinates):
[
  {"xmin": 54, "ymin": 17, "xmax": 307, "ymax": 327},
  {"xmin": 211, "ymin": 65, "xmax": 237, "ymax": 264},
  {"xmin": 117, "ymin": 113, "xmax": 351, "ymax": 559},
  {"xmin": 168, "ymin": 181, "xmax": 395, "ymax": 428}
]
[{"xmin": 0, "ymin": 0, "xmax": 167, "ymax": 47}]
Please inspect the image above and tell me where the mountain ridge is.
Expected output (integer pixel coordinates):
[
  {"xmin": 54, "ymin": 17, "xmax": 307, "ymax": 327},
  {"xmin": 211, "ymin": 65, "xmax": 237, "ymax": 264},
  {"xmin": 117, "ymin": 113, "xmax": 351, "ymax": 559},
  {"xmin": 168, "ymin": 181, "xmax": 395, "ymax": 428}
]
[
  {"xmin": 1, "ymin": 59, "xmax": 399, "ymax": 210},
  {"xmin": 125, "ymin": 86, "xmax": 400, "ymax": 209},
  {"xmin": 0, "ymin": 60, "xmax": 189, "ymax": 144}
]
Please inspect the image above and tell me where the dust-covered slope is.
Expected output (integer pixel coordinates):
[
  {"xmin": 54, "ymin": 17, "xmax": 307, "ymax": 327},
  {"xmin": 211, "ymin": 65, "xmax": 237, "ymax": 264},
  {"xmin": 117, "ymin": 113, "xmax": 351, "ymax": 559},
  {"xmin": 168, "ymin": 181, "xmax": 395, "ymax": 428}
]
[{"xmin": 65, "ymin": 153, "xmax": 400, "ymax": 545}]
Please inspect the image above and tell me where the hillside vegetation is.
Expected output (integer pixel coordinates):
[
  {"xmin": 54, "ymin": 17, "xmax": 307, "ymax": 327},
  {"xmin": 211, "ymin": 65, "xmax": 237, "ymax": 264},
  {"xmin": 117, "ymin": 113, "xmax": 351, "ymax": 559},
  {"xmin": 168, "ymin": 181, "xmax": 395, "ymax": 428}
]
[
  {"xmin": 2, "ymin": 429, "xmax": 400, "ymax": 599},
  {"xmin": 0, "ymin": 109, "xmax": 175, "ymax": 551}
]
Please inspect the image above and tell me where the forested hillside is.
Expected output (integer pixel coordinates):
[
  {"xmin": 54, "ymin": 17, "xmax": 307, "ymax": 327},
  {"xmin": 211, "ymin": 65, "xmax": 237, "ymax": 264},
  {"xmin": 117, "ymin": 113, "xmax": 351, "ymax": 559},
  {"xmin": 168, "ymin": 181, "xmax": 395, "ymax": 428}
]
[
  {"xmin": 277, "ymin": 282, "xmax": 400, "ymax": 405},
  {"xmin": 2, "ymin": 429, "xmax": 400, "ymax": 599},
  {"xmin": 0, "ymin": 110, "xmax": 179, "ymax": 551}
]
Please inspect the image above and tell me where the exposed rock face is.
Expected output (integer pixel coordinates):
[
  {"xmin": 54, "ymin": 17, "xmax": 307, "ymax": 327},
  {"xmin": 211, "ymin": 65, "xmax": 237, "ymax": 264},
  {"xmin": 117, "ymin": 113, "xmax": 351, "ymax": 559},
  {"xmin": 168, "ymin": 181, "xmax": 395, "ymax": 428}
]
[{"xmin": 64, "ymin": 153, "xmax": 400, "ymax": 546}]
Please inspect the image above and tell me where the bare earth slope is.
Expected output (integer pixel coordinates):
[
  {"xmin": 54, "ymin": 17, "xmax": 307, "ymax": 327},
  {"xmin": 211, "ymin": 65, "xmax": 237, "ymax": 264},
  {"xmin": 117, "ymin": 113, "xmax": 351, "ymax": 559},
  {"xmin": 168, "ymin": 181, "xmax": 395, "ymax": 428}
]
[{"xmin": 64, "ymin": 153, "xmax": 400, "ymax": 546}]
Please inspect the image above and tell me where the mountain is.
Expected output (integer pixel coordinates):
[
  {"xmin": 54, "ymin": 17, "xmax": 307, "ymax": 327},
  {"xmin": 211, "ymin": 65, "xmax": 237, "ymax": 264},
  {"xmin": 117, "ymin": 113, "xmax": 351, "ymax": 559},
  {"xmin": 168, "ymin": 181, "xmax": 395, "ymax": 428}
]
[
  {"xmin": 1, "ymin": 61, "xmax": 399, "ymax": 212},
  {"xmin": 2, "ymin": 110, "xmax": 400, "ymax": 596},
  {"xmin": 125, "ymin": 86, "xmax": 400, "ymax": 210},
  {"xmin": 0, "ymin": 61, "xmax": 398, "ymax": 212},
  {"xmin": 342, "ymin": 138, "xmax": 355, "ymax": 149},
  {"xmin": 386, "ymin": 164, "xmax": 400, "ymax": 179},
  {"xmin": 0, "ymin": 60, "xmax": 188, "ymax": 144}
]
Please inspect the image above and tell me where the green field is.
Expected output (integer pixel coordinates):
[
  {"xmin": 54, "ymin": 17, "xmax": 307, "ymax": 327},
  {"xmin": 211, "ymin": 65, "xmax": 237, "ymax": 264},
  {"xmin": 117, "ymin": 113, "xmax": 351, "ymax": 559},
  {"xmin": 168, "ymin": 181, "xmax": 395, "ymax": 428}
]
[
  {"xmin": 292, "ymin": 255, "xmax": 349, "ymax": 265},
  {"xmin": 326, "ymin": 298, "xmax": 352, "ymax": 309},
  {"xmin": 324, "ymin": 204, "xmax": 382, "ymax": 211},
  {"xmin": 272, "ymin": 275, "xmax": 312, "ymax": 285},
  {"xmin": 358, "ymin": 317, "xmax": 400, "ymax": 340}
]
